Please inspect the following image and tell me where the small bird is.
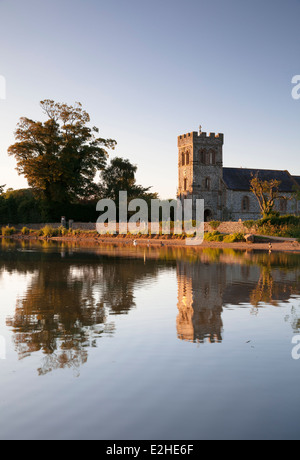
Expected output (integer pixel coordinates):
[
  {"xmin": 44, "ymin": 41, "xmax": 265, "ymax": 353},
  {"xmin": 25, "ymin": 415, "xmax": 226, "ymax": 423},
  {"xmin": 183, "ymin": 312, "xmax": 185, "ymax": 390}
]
[{"xmin": 133, "ymin": 239, "xmax": 137, "ymax": 247}]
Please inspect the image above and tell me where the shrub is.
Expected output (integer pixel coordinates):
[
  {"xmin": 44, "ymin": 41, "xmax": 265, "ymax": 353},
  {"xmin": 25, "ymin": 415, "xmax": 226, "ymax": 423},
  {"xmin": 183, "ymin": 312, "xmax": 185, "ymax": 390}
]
[
  {"xmin": 21, "ymin": 227, "xmax": 30, "ymax": 235},
  {"xmin": 41, "ymin": 225, "xmax": 59, "ymax": 238},
  {"xmin": 223, "ymin": 232, "xmax": 246, "ymax": 243},
  {"xmin": 204, "ymin": 231, "xmax": 224, "ymax": 242},
  {"xmin": 209, "ymin": 221, "xmax": 221, "ymax": 230},
  {"xmin": 257, "ymin": 215, "xmax": 300, "ymax": 228},
  {"xmin": 1, "ymin": 226, "xmax": 16, "ymax": 236},
  {"xmin": 58, "ymin": 226, "xmax": 69, "ymax": 236},
  {"xmin": 243, "ymin": 220, "xmax": 255, "ymax": 230},
  {"xmin": 254, "ymin": 215, "xmax": 300, "ymax": 238}
]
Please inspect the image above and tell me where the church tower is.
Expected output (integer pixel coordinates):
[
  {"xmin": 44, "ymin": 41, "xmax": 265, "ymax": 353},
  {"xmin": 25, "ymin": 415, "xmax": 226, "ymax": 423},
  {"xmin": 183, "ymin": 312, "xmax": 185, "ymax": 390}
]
[{"xmin": 177, "ymin": 128, "xmax": 224, "ymax": 221}]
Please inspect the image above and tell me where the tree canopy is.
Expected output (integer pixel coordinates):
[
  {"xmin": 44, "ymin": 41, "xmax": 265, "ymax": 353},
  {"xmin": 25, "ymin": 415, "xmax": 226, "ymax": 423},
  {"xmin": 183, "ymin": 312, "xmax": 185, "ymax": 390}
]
[
  {"xmin": 99, "ymin": 156, "xmax": 158, "ymax": 201},
  {"xmin": 8, "ymin": 100, "xmax": 117, "ymax": 207},
  {"xmin": 250, "ymin": 174, "xmax": 283, "ymax": 217},
  {"xmin": 5, "ymin": 100, "xmax": 159, "ymax": 223}
]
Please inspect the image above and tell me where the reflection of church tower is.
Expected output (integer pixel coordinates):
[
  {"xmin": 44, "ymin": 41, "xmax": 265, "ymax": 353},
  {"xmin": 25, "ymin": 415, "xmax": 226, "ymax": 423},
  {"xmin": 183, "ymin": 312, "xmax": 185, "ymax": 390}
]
[{"xmin": 176, "ymin": 261, "xmax": 225, "ymax": 343}]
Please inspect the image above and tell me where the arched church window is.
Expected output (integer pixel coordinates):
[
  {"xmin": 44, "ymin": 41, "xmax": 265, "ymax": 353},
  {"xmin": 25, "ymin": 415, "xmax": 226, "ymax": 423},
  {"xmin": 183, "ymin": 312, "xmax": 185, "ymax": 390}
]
[
  {"xmin": 205, "ymin": 177, "xmax": 211, "ymax": 190},
  {"xmin": 200, "ymin": 150, "xmax": 205, "ymax": 164},
  {"xmin": 205, "ymin": 152, "xmax": 210, "ymax": 165},
  {"xmin": 242, "ymin": 196, "xmax": 250, "ymax": 211},
  {"xmin": 204, "ymin": 209, "xmax": 212, "ymax": 222},
  {"xmin": 279, "ymin": 197, "xmax": 287, "ymax": 213}
]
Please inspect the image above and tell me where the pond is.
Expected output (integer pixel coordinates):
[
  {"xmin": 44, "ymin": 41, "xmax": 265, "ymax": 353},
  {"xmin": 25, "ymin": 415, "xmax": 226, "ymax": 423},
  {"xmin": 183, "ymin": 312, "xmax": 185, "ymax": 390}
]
[{"xmin": 0, "ymin": 239, "xmax": 299, "ymax": 440}]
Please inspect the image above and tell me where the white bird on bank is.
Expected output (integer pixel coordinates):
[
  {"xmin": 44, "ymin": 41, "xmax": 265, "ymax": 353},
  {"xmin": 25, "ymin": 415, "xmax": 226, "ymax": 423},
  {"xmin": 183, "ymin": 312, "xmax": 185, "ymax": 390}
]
[{"xmin": 133, "ymin": 240, "xmax": 137, "ymax": 247}]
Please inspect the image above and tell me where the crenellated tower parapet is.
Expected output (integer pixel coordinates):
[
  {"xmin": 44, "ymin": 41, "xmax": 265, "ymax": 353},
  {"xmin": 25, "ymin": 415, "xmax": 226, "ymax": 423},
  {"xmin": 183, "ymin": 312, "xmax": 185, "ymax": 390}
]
[
  {"xmin": 178, "ymin": 131, "xmax": 224, "ymax": 147},
  {"xmin": 177, "ymin": 128, "xmax": 225, "ymax": 221}
]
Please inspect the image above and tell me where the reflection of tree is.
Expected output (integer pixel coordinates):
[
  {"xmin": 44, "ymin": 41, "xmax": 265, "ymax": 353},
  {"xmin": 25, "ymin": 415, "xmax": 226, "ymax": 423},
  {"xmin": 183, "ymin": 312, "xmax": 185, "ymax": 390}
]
[
  {"xmin": 6, "ymin": 260, "xmax": 108, "ymax": 375},
  {"xmin": 249, "ymin": 257, "xmax": 299, "ymax": 309},
  {"xmin": 39, "ymin": 348, "xmax": 88, "ymax": 377},
  {"xmin": 99, "ymin": 260, "xmax": 137, "ymax": 315},
  {"xmin": 176, "ymin": 252, "xmax": 300, "ymax": 344},
  {"xmin": 3, "ymin": 245, "xmax": 166, "ymax": 375},
  {"xmin": 2, "ymin": 240, "xmax": 300, "ymax": 365},
  {"xmin": 250, "ymin": 266, "xmax": 277, "ymax": 308}
]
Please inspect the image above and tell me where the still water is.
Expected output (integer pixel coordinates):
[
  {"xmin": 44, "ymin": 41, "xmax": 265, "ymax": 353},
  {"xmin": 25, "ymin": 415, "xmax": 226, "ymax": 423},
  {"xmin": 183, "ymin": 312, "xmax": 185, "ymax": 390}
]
[{"xmin": 0, "ymin": 238, "xmax": 299, "ymax": 440}]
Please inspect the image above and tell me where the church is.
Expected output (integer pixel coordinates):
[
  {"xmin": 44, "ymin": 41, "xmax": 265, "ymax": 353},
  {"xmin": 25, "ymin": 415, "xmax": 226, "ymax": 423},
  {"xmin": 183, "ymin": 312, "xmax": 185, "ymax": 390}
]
[{"xmin": 177, "ymin": 129, "xmax": 300, "ymax": 221}]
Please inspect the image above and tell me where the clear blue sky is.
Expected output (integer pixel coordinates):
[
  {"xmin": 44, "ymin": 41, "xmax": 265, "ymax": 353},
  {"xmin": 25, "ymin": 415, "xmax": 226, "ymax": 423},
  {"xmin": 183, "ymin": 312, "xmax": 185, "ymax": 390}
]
[{"xmin": 0, "ymin": 0, "xmax": 299, "ymax": 199}]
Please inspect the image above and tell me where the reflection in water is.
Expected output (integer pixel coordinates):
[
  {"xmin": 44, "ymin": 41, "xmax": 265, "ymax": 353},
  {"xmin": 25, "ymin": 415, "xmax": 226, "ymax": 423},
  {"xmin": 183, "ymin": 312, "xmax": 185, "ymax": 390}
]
[
  {"xmin": 1, "ymin": 241, "xmax": 171, "ymax": 375},
  {"xmin": 1, "ymin": 239, "xmax": 300, "ymax": 373},
  {"xmin": 177, "ymin": 261, "xmax": 224, "ymax": 343},
  {"xmin": 176, "ymin": 252, "xmax": 300, "ymax": 343}
]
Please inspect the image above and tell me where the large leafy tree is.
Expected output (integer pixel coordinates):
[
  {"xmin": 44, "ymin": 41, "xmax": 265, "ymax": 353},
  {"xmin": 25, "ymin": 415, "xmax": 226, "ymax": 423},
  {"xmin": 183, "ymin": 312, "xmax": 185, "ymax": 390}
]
[
  {"xmin": 99, "ymin": 157, "xmax": 158, "ymax": 201},
  {"xmin": 99, "ymin": 157, "xmax": 158, "ymax": 221},
  {"xmin": 8, "ymin": 100, "xmax": 117, "ymax": 207}
]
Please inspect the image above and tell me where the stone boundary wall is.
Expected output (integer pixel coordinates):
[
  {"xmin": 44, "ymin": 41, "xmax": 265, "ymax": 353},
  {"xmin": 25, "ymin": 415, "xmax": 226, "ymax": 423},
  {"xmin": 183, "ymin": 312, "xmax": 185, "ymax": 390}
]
[
  {"xmin": 204, "ymin": 221, "xmax": 253, "ymax": 234},
  {"xmin": 14, "ymin": 223, "xmax": 63, "ymax": 230},
  {"xmin": 12, "ymin": 221, "xmax": 255, "ymax": 234},
  {"xmin": 71, "ymin": 222, "xmax": 97, "ymax": 230},
  {"xmin": 12, "ymin": 222, "xmax": 96, "ymax": 231}
]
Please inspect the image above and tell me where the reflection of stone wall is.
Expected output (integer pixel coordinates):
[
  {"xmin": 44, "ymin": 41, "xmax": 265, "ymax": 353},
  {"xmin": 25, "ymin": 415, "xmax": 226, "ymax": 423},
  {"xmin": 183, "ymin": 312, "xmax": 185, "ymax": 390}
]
[
  {"xmin": 176, "ymin": 261, "xmax": 225, "ymax": 343},
  {"xmin": 176, "ymin": 259, "xmax": 300, "ymax": 344}
]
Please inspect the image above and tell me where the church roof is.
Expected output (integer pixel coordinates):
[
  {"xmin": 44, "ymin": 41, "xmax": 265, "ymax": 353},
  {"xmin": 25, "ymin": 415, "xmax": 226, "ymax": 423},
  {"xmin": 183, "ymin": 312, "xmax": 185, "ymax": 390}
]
[
  {"xmin": 292, "ymin": 176, "xmax": 300, "ymax": 188},
  {"xmin": 222, "ymin": 168, "xmax": 296, "ymax": 192}
]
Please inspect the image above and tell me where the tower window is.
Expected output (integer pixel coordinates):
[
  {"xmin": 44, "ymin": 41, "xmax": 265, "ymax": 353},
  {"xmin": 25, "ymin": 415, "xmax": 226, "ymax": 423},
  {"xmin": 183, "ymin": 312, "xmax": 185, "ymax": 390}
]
[
  {"xmin": 211, "ymin": 150, "xmax": 216, "ymax": 165},
  {"xmin": 205, "ymin": 177, "xmax": 211, "ymax": 190},
  {"xmin": 200, "ymin": 150, "xmax": 205, "ymax": 164},
  {"xmin": 186, "ymin": 152, "xmax": 190, "ymax": 165},
  {"xmin": 184, "ymin": 178, "xmax": 187, "ymax": 191},
  {"xmin": 205, "ymin": 152, "xmax": 210, "ymax": 165},
  {"xmin": 182, "ymin": 152, "xmax": 185, "ymax": 166},
  {"xmin": 242, "ymin": 196, "xmax": 250, "ymax": 211}
]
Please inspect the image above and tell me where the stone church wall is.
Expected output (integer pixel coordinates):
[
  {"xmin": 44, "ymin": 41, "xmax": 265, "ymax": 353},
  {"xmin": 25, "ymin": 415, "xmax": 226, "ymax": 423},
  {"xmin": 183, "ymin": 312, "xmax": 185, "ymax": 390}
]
[{"xmin": 225, "ymin": 190, "xmax": 299, "ymax": 221}]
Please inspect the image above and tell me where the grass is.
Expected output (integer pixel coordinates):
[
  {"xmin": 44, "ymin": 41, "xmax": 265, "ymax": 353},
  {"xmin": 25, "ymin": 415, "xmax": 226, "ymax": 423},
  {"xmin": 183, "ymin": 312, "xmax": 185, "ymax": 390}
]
[{"xmin": 3, "ymin": 215, "xmax": 299, "ymax": 243}]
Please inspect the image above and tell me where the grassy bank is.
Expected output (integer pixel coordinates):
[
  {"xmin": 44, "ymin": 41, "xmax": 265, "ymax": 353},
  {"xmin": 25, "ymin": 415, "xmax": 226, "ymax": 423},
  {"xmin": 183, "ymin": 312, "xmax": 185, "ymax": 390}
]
[
  {"xmin": 244, "ymin": 215, "xmax": 300, "ymax": 240},
  {"xmin": 1, "ymin": 225, "xmax": 246, "ymax": 242},
  {"xmin": 1, "ymin": 215, "xmax": 299, "ymax": 243}
]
